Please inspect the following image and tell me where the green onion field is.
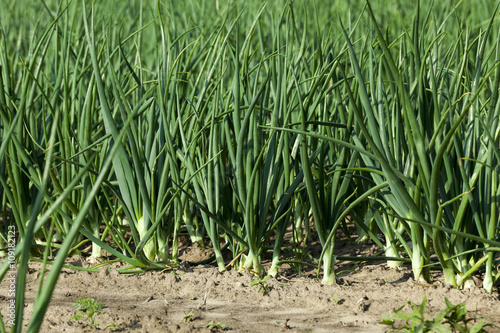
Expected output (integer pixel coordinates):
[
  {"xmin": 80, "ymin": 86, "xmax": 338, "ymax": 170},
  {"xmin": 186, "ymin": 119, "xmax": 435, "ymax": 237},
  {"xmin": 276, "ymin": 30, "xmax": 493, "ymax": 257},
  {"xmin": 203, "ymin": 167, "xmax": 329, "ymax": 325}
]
[{"xmin": 0, "ymin": 0, "xmax": 500, "ymax": 331}]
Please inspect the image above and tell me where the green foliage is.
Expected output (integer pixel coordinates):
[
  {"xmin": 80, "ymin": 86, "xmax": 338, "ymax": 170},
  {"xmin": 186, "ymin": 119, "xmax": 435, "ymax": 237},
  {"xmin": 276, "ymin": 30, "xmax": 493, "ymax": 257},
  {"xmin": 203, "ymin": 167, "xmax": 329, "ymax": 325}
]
[
  {"xmin": 1, "ymin": 0, "xmax": 500, "ymax": 330},
  {"xmin": 207, "ymin": 320, "xmax": 227, "ymax": 331},
  {"xmin": 250, "ymin": 275, "xmax": 271, "ymax": 294},
  {"xmin": 68, "ymin": 298, "xmax": 106, "ymax": 328},
  {"xmin": 380, "ymin": 296, "xmax": 489, "ymax": 333},
  {"xmin": 183, "ymin": 311, "xmax": 195, "ymax": 323}
]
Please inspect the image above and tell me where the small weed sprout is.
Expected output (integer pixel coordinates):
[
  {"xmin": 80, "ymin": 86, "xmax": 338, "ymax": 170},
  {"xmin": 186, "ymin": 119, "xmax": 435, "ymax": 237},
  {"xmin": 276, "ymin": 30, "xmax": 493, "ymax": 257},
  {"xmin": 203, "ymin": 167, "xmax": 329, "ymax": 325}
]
[
  {"xmin": 250, "ymin": 276, "xmax": 271, "ymax": 294},
  {"xmin": 207, "ymin": 320, "xmax": 227, "ymax": 331},
  {"xmin": 105, "ymin": 323, "xmax": 122, "ymax": 331},
  {"xmin": 68, "ymin": 298, "xmax": 106, "ymax": 327},
  {"xmin": 380, "ymin": 296, "xmax": 490, "ymax": 332},
  {"xmin": 183, "ymin": 310, "xmax": 195, "ymax": 322}
]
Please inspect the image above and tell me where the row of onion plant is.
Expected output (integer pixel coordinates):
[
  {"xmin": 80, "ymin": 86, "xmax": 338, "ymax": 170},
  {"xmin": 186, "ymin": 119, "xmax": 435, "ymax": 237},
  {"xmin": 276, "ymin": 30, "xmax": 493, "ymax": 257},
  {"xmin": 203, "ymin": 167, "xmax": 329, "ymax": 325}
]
[{"xmin": 1, "ymin": 0, "xmax": 499, "ymax": 332}]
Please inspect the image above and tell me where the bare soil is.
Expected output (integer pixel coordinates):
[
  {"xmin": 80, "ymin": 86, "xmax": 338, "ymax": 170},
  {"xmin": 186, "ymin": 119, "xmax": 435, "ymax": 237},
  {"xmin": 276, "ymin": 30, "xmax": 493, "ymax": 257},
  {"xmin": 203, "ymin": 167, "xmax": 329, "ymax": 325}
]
[{"xmin": 1, "ymin": 238, "xmax": 500, "ymax": 333}]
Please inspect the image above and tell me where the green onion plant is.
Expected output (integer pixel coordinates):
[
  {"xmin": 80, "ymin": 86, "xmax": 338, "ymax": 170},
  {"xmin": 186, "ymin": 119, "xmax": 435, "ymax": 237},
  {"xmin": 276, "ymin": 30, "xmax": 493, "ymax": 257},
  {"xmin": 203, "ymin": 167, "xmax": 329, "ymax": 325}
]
[{"xmin": 1, "ymin": 0, "xmax": 500, "ymax": 331}]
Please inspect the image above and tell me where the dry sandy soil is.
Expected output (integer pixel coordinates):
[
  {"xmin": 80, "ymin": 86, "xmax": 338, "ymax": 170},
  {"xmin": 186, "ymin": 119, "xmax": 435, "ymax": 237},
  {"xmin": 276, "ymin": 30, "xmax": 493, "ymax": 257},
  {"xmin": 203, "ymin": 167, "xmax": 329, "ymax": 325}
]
[{"xmin": 1, "ymin": 238, "xmax": 499, "ymax": 333}]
